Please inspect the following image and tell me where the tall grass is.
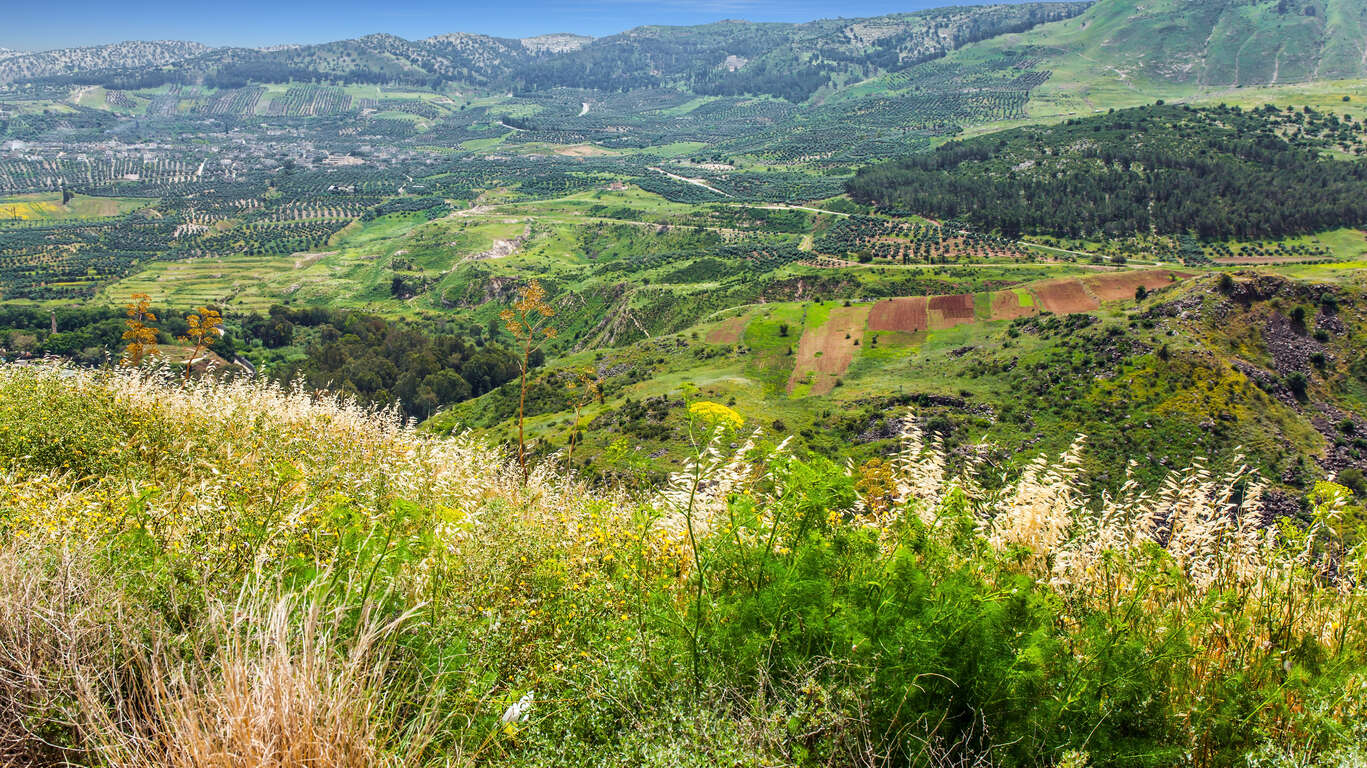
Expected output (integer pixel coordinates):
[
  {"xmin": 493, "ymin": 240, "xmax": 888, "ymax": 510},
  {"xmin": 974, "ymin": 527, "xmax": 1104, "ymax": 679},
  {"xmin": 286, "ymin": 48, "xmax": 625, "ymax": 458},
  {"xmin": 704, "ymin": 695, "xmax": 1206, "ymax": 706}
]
[{"xmin": 0, "ymin": 363, "xmax": 1363, "ymax": 767}]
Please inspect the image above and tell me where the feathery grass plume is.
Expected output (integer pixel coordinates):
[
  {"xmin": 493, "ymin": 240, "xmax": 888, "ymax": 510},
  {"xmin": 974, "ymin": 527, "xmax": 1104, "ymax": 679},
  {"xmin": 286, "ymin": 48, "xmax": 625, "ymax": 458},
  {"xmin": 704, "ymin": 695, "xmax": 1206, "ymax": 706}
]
[
  {"xmin": 889, "ymin": 414, "xmax": 946, "ymax": 522},
  {"xmin": 981, "ymin": 435, "xmax": 1086, "ymax": 565},
  {"xmin": 86, "ymin": 586, "xmax": 428, "ymax": 768},
  {"xmin": 656, "ymin": 426, "xmax": 767, "ymax": 543}
]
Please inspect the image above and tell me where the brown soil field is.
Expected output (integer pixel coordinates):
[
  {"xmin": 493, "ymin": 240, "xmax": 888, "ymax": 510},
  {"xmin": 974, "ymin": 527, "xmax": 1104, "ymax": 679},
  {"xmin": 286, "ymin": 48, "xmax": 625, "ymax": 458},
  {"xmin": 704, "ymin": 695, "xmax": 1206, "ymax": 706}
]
[
  {"xmin": 1083, "ymin": 270, "xmax": 1192, "ymax": 301},
  {"xmin": 706, "ymin": 314, "xmax": 749, "ymax": 344},
  {"xmin": 787, "ymin": 304, "xmax": 869, "ymax": 396},
  {"xmin": 1033, "ymin": 279, "xmax": 1100, "ymax": 314},
  {"xmin": 990, "ymin": 290, "xmax": 1037, "ymax": 321},
  {"xmin": 927, "ymin": 294, "xmax": 976, "ymax": 330},
  {"xmin": 868, "ymin": 296, "xmax": 928, "ymax": 332}
]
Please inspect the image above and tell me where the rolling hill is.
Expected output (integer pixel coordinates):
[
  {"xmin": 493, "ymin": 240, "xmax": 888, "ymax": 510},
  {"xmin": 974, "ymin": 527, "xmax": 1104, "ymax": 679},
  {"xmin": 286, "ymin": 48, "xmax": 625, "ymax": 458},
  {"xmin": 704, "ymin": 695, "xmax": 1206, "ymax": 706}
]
[
  {"xmin": 847, "ymin": 103, "xmax": 1367, "ymax": 239},
  {"xmin": 952, "ymin": 0, "xmax": 1367, "ymax": 91}
]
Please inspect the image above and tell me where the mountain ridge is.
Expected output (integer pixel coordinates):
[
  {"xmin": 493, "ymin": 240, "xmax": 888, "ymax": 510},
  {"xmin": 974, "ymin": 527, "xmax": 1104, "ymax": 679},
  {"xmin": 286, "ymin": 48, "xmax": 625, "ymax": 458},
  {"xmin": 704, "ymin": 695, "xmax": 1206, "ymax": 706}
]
[{"xmin": 0, "ymin": 3, "xmax": 1093, "ymax": 98}]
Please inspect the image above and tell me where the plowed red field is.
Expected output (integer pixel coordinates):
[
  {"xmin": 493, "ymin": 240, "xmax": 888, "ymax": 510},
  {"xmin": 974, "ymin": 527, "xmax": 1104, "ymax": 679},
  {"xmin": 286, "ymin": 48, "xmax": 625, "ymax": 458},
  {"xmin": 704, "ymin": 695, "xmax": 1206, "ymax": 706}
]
[
  {"xmin": 1033, "ymin": 279, "xmax": 1099, "ymax": 314},
  {"xmin": 1083, "ymin": 270, "xmax": 1191, "ymax": 302},
  {"xmin": 868, "ymin": 297, "xmax": 928, "ymax": 332},
  {"xmin": 928, "ymin": 294, "xmax": 976, "ymax": 329},
  {"xmin": 706, "ymin": 314, "xmax": 748, "ymax": 344},
  {"xmin": 990, "ymin": 290, "xmax": 1036, "ymax": 320}
]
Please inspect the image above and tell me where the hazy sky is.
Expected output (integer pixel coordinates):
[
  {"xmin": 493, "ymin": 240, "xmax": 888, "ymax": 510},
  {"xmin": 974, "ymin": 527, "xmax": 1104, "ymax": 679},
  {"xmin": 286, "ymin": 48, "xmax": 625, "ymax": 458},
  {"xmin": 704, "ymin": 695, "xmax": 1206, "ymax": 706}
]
[{"xmin": 3, "ymin": 0, "xmax": 1039, "ymax": 51}]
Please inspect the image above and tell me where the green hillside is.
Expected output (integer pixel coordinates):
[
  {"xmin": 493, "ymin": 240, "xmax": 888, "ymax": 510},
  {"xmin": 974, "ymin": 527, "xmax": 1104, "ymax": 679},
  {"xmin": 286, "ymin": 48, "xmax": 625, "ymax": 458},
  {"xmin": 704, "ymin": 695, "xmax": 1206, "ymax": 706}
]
[
  {"xmin": 8, "ymin": 0, "xmax": 1367, "ymax": 763},
  {"xmin": 432, "ymin": 268, "xmax": 1367, "ymax": 517},
  {"xmin": 978, "ymin": 0, "xmax": 1367, "ymax": 88},
  {"xmin": 847, "ymin": 103, "xmax": 1367, "ymax": 239}
]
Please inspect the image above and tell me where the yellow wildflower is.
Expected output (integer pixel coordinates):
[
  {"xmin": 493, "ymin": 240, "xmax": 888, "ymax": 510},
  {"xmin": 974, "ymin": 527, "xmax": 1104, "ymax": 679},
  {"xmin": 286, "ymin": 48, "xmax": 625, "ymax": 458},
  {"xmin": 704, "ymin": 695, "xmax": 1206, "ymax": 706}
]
[{"xmin": 687, "ymin": 401, "xmax": 743, "ymax": 431}]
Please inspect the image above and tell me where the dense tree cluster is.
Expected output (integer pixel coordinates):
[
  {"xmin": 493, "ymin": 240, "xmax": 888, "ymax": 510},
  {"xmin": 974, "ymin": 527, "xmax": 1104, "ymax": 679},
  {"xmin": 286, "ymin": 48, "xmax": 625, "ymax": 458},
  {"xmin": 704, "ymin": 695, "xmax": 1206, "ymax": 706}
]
[
  {"xmin": 0, "ymin": 304, "xmax": 521, "ymax": 420},
  {"xmin": 263, "ymin": 307, "xmax": 523, "ymax": 420},
  {"xmin": 848, "ymin": 104, "xmax": 1367, "ymax": 240}
]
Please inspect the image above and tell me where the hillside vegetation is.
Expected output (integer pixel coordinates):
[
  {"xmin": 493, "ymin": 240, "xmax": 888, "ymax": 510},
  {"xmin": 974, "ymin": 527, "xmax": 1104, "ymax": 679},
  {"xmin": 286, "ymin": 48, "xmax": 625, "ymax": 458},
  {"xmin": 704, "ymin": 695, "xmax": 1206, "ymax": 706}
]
[
  {"xmin": 0, "ymin": 41, "xmax": 211, "ymax": 85},
  {"xmin": 848, "ymin": 104, "xmax": 1367, "ymax": 239},
  {"xmin": 0, "ymin": 365, "xmax": 1364, "ymax": 766},
  {"xmin": 989, "ymin": 0, "xmax": 1367, "ymax": 88},
  {"xmin": 5, "ymin": 0, "xmax": 1367, "ymax": 761}
]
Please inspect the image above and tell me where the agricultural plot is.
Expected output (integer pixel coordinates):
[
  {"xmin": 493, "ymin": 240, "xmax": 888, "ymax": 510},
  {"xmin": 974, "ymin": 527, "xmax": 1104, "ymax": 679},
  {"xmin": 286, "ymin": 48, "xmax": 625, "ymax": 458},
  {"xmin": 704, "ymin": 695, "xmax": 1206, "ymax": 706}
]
[
  {"xmin": 1032, "ymin": 278, "xmax": 1100, "ymax": 314},
  {"xmin": 100, "ymin": 253, "xmax": 304, "ymax": 311},
  {"xmin": 706, "ymin": 314, "xmax": 749, "ymax": 344},
  {"xmin": 143, "ymin": 85, "xmax": 183, "ymax": 117},
  {"xmin": 192, "ymin": 87, "xmax": 265, "ymax": 116},
  {"xmin": 812, "ymin": 215, "xmax": 1032, "ymax": 264},
  {"xmin": 853, "ymin": 269, "xmax": 1190, "ymax": 358},
  {"xmin": 103, "ymin": 90, "xmax": 138, "ymax": 110},
  {"xmin": 266, "ymin": 86, "xmax": 353, "ymax": 117},
  {"xmin": 989, "ymin": 289, "xmax": 1036, "ymax": 320},
  {"xmin": 0, "ymin": 193, "xmax": 149, "ymax": 221},
  {"xmin": 788, "ymin": 303, "xmax": 869, "ymax": 396},
  {"xmin": 0, "ymin": 155, "xmax": 209, "ymax": 194},
  {"xmin": 1201, "ymin": 233, "xmax": 1358, "ymax": 264},
  {"xmin": 1084, "ymin": 270, "xmax": 1189, "ymax": 302},
  {"xmin": 867, "ymin": 296, "xmax": 928, "ymax": 333},
  {"xmin": 927, "ymin": 293, "xmax": 976, "ymax": 330}
]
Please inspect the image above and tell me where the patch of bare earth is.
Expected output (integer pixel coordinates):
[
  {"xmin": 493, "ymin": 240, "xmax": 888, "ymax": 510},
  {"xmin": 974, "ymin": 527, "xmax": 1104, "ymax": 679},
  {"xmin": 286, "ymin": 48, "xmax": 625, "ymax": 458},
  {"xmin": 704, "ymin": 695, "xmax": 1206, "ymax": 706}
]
[
  {"xmin": 554, "ymin": 144, "xmax": 612, "ymax": 157},
  {"xmin": 1033, "ymin": 279, "xmax": 1100, "ymax": 314},
  {"xmin": 868, "ymin": 297, "xmax": 928, "ymax": 332},
  {"xmin": 293, "ymin": 251, "xmax": 334, "ymax": 269},
  {"xmin": 928, "ymin": 294, "xmax": 976, "ymax": 330},
  {"xmin": 707, "ymin": 315, "xmax": 749, "ymax": 344},
  {"xmin": 990, "ymin": 290, "xmax": 1037, "ymax": 320},
  {"xmin": 1083, "ymin": 269, "xmax": 1192, "ymax": 301},
  {"xmin": 787, "ymin": 304, "xmax": 870, "ymax": 396}
]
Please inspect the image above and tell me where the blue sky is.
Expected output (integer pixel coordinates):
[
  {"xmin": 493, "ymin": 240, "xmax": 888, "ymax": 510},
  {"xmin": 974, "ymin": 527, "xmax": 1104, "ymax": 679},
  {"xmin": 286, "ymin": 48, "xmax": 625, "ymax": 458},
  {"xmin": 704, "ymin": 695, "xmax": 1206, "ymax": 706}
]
[{"xmin": 3, "ymin": 0, "xmax": 1038, "ymax": 51}]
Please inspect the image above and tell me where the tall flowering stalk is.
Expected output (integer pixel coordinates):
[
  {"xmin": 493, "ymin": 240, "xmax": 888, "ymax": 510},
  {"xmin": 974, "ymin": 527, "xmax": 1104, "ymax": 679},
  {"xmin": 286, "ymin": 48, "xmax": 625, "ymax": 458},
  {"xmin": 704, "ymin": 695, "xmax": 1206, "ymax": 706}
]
[
  {"xmin": 177, "ymin": 306, "xmax": 223, "ymax": 382},
  {"xmin": 121, "ymin": 293, "xmax": 159, "ymax": 367},
  {"xmin": 564, "ymin": 368, "xmax": 601, "ymax": 465},
  {"xmin": 500, "ymin": 280, "xmax": 556, "ymax": 483},
  {"xmin": 660, "ymin": 394, "xmax": 746, "ymax": 695}
]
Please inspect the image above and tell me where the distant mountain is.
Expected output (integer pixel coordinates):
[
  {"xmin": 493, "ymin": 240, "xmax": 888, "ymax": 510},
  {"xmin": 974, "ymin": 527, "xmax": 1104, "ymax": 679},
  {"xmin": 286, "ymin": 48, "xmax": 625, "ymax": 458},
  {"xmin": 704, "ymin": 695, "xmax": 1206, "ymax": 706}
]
[
  {"xmin": 985, "ymin": 0, "xmax": 1367, "ymax": 87},
  {"xmin": 510, "ymin": 4, "xmax": 1092, "ymax": 100},
  {"xmin": 3, "ymin": 4, "xmax": 1091, "ymax": 99},
  {"xmin": 188, "ymin": 32, "xmax": 536, "ymax": 88},
  {"xmin": 0, "ymin": 40, "xmax": 211, "ymax": 84},
  {"xmin": 20, "ymin": 0, "xmax": 1365, "ymax": 101}
]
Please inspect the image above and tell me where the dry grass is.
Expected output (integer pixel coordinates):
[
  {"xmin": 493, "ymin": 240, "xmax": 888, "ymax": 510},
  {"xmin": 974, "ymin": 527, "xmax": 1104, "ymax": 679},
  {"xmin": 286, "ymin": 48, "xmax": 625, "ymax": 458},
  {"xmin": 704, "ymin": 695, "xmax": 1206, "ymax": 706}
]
[{"xmin": 0, "ymin": 539, "xmax": 433, "ymax": 768}]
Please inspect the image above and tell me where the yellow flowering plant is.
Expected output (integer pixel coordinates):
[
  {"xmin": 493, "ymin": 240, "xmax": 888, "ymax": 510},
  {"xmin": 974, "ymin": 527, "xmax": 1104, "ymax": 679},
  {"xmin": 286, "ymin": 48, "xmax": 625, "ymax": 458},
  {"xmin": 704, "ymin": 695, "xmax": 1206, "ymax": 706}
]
[{"xmin": 686, "ymin": 401, "xmax": 743, "ymax": 432}]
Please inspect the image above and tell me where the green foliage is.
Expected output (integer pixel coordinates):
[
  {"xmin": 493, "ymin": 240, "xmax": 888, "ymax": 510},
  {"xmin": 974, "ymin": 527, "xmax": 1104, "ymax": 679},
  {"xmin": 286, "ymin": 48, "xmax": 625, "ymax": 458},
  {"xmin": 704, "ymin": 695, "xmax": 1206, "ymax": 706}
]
[{"xmin": 849, "ymin": 104, "xmax": 1367, "ymax": 240}]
